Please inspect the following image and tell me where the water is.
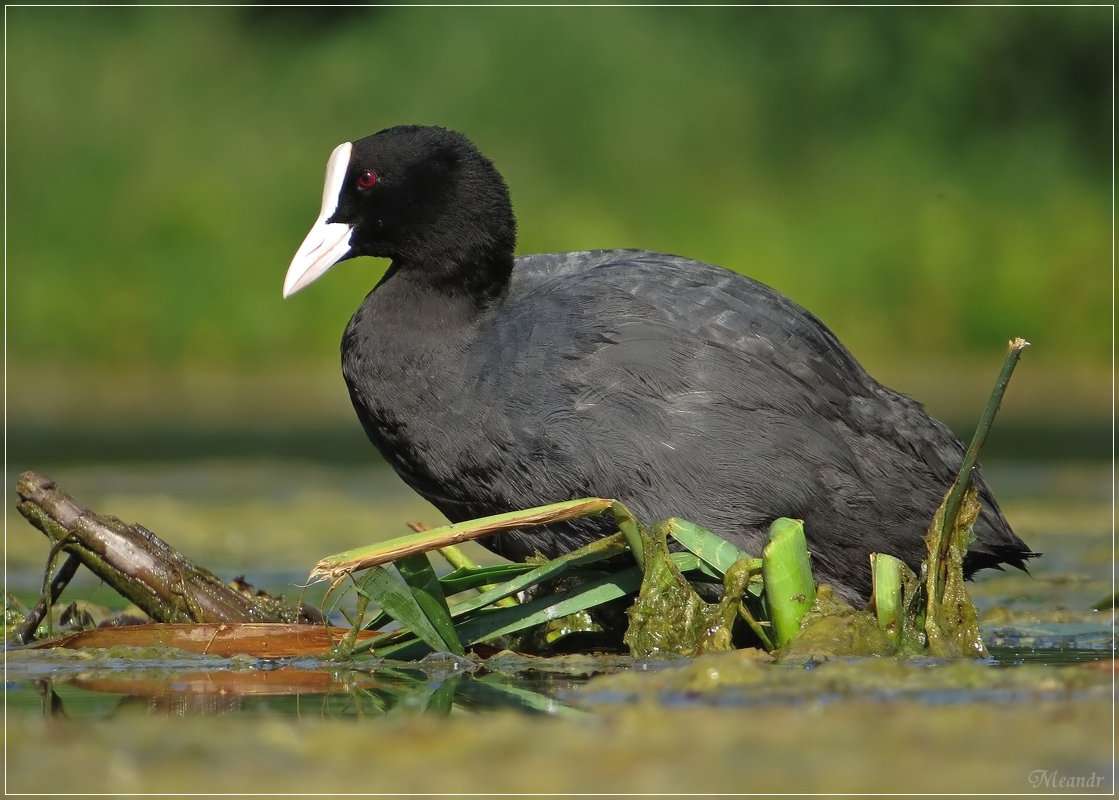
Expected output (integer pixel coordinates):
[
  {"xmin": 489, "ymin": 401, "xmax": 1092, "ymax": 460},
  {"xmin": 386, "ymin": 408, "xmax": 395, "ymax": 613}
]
[{"xmin": 4, "ymin": 457, "xmax": 1114, "ymax": 794}]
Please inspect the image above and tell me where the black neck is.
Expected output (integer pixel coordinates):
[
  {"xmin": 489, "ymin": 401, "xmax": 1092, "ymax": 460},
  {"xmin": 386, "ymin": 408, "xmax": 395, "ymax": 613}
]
[
  {"xmin": 437, "ymin": 251, "xmax": 514, "ymax": 305},
  {"xmin": 378, "ymin": 248, "xmax": 514, "ymax": 311}
]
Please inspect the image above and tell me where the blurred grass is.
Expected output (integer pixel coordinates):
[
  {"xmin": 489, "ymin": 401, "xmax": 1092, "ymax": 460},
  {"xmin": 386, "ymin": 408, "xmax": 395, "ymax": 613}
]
[{"xmin": 5, "ymin": 6, "xmax": 1111, "ymax": 426}]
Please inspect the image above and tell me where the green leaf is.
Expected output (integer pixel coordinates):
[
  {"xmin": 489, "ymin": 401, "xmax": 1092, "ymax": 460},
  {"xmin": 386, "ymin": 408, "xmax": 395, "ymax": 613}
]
[
  {"xmin": 438, "ymin": 564, "xmax": 536, "ymax": 595},
  {"xmin": 610, "ymin": 501, "xmax": 645, "ymax": 565},
  {"xmin": 447, "ymin": 533, "xmax": 630, "ymax": 618},
  {"xmin": 355, "ymin": 565, "xmax": 460, "ymax": 656},
  {"xmin": 869, "ymin": 552, "xmax": 925, "ymax": 652},
  {"xmin": 762, "ymin": 517, "xmax": 817, "ymax": 648},
  {"xmin": 870, "ymin": 552, "xmax": 905, "ymax": 637},
  {"xmin": 395, "ymin": 553, "xmax": 463, "ymax": 655},
  {"xmin": 356, "ymin": 535, "xmax": 634, "ymax": 656},
  {"xmin": 449, "ymin": 568, "xmax": 645, "ymax": 648},
  {"xmin": 666, "ymin": 517, "xmax": 763, "ymax": 592}
]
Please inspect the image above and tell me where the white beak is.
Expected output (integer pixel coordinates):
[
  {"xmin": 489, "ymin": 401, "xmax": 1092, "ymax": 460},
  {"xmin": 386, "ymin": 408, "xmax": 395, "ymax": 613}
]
[{"xmin": 283, "ymin": 141, "xmax": 355, "ymax": 298}]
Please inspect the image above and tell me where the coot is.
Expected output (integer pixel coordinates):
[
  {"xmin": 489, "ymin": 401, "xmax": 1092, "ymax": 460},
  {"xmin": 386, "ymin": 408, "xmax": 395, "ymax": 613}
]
[{"xmin": 283, "ymin": 125, "xmax": 1033, "ymax": 602}]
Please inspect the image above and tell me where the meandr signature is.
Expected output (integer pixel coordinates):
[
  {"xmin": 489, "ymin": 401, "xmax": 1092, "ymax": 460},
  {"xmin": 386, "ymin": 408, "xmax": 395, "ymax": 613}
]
[{"xmin": 1028, "ymin": 769, "xmax": 1107, "ymax": 790}]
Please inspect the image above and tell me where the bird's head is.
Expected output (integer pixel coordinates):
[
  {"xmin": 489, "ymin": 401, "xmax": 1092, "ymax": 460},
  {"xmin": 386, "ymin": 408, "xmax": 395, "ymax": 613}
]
[{"xmin": 283, "ymin": 125, "xmax": 516, "ymax": 299}]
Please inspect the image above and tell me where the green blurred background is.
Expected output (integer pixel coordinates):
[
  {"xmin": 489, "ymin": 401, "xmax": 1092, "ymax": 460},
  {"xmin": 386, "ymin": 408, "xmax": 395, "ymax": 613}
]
[{"xmin": 6, "ymin": 4, "xmax": 1112, "ymax": 470}]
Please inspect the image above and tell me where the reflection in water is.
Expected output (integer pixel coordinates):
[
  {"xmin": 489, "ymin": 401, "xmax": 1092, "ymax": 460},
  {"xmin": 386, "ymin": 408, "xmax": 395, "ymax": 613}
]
[
  {"xmin": 16, "ymin": 642, "xmax": 1113, "ymax": 723},
  {"xmin": 22, "ymin": 656, "xmax": 589, "ymax": 720}
]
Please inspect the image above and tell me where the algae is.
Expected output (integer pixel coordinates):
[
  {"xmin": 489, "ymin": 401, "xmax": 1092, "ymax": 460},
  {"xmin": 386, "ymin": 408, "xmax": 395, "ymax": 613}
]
[
  {"xmin": 6, "ymin": 693, "xmax": 1113, "ymax": 795},
  {"xmin": 578, "ymin": 648, "xmax": 1113, "ymax": 707},
  {"xmin": 623, "ymin": 520, "xmax": 739, "ymax": 657},
  {"xmin": 776, "ymin": 585, "xmax": 898, "ymax": 660},
  {"xmin": 923, "ymin": 485, "xmax": 988, "ymax": 658}
]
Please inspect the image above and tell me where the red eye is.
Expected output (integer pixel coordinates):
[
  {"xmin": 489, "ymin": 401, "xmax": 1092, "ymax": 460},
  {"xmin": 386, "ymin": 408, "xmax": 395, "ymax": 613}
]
[{"xmin": 357, "ymin": 169, "xmax": 378, "ymax": 189}]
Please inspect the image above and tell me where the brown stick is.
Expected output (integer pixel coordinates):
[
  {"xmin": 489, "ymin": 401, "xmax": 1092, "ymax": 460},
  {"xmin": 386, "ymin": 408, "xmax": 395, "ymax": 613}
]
[
  {"xmin": 15, "ymin": 553, "xmax": 81, "ymax": 643},
  {"xmin": 15, "ymin": 470, "xmax": 298, "ymax": 626}
]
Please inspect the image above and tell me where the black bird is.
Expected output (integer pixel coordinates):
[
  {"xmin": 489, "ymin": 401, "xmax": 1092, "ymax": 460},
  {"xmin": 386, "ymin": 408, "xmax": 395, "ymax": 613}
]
[{"xmin": 283, "ymin": 125, "xmax": 1033, "ymax": 603}]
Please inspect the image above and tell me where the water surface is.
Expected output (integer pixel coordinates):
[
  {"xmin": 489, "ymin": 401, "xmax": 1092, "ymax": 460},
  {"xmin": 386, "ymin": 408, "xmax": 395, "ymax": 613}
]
[{"xmin": 5, "ymin": 457, "xmax": 1113, "ymax": 795}]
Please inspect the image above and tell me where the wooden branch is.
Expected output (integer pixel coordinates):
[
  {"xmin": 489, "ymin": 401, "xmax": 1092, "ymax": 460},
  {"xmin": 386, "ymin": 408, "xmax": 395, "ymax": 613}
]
[{"xmin": 15, "ymin": 470, "xmax": 302, "ymax": 628}]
